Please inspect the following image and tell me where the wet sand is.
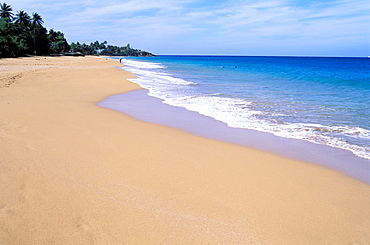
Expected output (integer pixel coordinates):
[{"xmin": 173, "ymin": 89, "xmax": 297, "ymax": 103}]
[
  {"xmin": 0, "ymin": 56, "xmax": 369, "ymax": 244},
  {"xmin": 99, "ymin": 89, "xmax": 370, "ymax": 184}
]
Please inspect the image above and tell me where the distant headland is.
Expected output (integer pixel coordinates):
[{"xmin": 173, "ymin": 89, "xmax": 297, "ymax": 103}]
[{"xmin": 68, "ymin": 42, "xmax": 155, "ymax": 57}]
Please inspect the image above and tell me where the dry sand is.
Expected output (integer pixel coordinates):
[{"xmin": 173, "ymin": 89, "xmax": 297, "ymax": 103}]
[{"xmin": 0, "ymin": 56, "xmax": 369, "ymax": 244}]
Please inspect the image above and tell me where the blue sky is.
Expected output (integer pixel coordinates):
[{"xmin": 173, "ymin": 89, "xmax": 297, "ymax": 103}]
[{"xmin": 9, "ymin": 0, "xmax": 370, "ymax": 56}]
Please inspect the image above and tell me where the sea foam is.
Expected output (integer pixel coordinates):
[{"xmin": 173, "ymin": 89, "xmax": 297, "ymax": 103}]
[{"xmin": 118, "ymin": 57, "xmax": 370, "ymax": 160}]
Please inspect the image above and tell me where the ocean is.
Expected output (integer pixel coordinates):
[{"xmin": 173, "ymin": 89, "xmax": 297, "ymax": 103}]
[{"xmin": 112, "ymin": 55, "xmax": 370, "ymax": 161}]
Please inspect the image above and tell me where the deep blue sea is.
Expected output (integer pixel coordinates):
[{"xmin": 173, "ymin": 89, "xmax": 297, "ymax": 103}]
[{"xmin": 114, "ymin": 56, "xmax": 370, "ymax": 160}]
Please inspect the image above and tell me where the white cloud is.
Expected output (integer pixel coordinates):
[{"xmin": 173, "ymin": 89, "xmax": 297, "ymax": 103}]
[{"xmin": 7, "ymin": 0, "xmax": 370, "ymax": 55}]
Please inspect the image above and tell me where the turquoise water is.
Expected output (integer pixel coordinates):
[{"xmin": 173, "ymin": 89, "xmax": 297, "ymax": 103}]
[{"xmin": 116, "ymin": 56, "xmax": 370, "ymax": 160}]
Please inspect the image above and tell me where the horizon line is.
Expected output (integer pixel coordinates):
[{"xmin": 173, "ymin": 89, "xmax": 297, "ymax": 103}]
[{"xmin": 153, "ymin": 54, "xmax": 369, "ymax": 58}]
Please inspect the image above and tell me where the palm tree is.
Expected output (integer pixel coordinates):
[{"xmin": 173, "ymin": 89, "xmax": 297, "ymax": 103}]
[
  {"xmin": 31, "ymin": 13, "xmax": 44, "ymax": 54},
  {"xmin": 0, "ymin": 2, "xmax": 14, "ymax": 22},
  {"xmin": 31, "ymin": 12, "xmax": 43, "ymax": 27},
  {"xmin": 15, "ymin": 10, "xmax": 31, "ymax": 27},
  {"xmin": 14, "ymin": 10, "xmax": 32, "ymax": 55}
]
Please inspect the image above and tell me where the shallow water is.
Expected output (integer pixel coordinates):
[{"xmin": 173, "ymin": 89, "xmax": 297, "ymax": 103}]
[
  {"xmin": 115, "ymin": 56, "xmax": 370, "ymax": 160},
  {"xmin": 98, "ymin": 89, "xmax": 370, "ymax": 184}
]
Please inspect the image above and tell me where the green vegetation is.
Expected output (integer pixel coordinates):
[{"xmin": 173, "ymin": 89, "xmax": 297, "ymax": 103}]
[
  {"xmin": 69, "ymin": 41, "xmax": 154, "ymax": 57},
  {"xmin": 0, "ymin": 2, "xmax": 69, "ymax": 57},
  {"xmin": 0, "ymin": 2, "xmax": 154, "ymax": 58}
]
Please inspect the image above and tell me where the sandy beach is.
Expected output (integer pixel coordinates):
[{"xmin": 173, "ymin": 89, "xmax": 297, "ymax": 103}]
[{"xmin": 0, "ymin": 56, "xmax": 369, "ymax": 244}]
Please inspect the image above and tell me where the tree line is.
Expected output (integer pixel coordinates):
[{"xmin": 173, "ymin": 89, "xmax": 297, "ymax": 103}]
[
  {"xmin": 0, "ymin": 3, "xmax": 154, "ymax": 58},
  {"xmin": 69, "ymin": 41, "xmax": 154, "ymax": 57}
]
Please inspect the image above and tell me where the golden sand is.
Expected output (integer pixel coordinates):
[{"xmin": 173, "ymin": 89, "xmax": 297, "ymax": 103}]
[{"xmin": 0, "ymin": 56, "xmax": 369, "ymax": 244}]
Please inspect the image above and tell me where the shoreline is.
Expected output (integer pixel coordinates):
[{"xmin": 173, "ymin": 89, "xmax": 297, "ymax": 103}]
[
  {"xmin": 117, "ymin": 55, "xmax": 370, "ymax": 162},
  {"xmin": 99, "ymin": 89, "xmax": 370, "ymax": 184},
  {"xmin": 1, "ymin": 56, "xmax": 369, "ymax": 244}
]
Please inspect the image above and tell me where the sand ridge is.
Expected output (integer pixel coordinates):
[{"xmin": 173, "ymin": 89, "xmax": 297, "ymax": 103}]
[{"xmin": 0, "ymin": 56, "xmax": 369, "ymax": 244}]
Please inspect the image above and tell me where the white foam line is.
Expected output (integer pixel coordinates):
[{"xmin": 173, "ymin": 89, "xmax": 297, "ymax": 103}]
[{"xmin": 119, "ymin": 58, "xmax": 370, "ymax": 161}]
